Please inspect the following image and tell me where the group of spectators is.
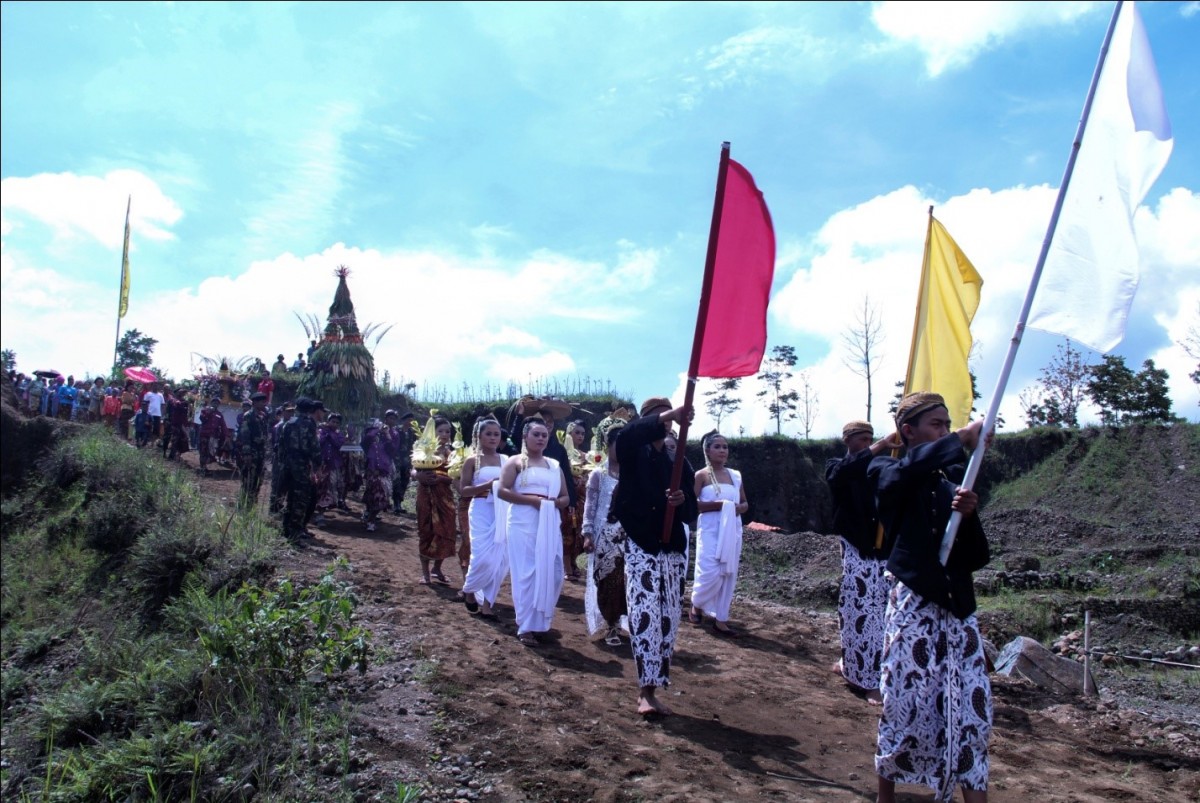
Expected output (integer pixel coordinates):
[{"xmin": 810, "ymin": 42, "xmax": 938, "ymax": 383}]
[
  {"xmin": 11, "ymin": 372, "xmax": 120, "ymax": 424},
  {"xmin": 8, "ymin": 368, "xmax": 283, "ymax": 454}
]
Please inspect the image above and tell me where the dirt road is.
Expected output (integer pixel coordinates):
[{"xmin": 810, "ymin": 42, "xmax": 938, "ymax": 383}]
[{"xmin": 194, "ymin": 453, "xmax": 1197, "ymax": 802}]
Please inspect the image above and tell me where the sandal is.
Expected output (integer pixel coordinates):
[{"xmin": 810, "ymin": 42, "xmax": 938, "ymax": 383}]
[
  {"xmin": 431, "ymin": 571, "xmax": 450, "ymax": 585},
  {"xmin": 604, "ymin": 628, "xmax": 623, "ymax": 647},
  {"xmin": 687, "ymin": 608, "xmax": 702, "ymax": 625},
  {"xmin": 479, "ymin": 610, "xmax": 499, "ymax": 621},
  {"xmin": 463, "ymin": 596, "xmax": 479, "ymax": 613},
  {"xmin": 517, "ymin": 633, "xmax": 539, "ymax": 647}
]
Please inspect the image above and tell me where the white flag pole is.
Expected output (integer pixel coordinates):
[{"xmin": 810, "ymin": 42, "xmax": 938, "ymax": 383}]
[{"xmin": 938, "ymin": 0, "xmax": 1125, "ymax": 565}]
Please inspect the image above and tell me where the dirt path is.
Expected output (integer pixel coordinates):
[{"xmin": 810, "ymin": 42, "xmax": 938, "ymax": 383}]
[{"xmin": 193, "ymin": 455, "xmax": 1198, "ymax": 802}]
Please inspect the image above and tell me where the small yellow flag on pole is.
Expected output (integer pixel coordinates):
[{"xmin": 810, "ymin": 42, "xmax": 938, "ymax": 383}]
[
  {"xmin": 118, "ymin": 195, "xmax": 131, "ymax": 319},
  {"xmin": 903, "ymin": 212, "xmax": 983, "ymax": 430}
]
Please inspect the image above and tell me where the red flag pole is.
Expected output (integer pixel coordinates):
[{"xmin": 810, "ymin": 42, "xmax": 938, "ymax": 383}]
[{"xmin": 661, "ymin": 141, "xmax": 732, "ymax": 544}]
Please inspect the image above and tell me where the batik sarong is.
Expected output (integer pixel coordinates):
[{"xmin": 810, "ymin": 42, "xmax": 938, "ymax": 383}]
[
  {"xmin": 624, "ymin": 540, "xmax": 686, "ymax": 688},
  {"xmin": 838, "ymin": 539, "xmax": 891, "ymax": 691},
  {"xmin": 417, "ymin": 479, "xmax": 457, "ymax": 560},
  {"xmin": 876, "ymin": 579, "xmax": 992, "ymax": 802}
]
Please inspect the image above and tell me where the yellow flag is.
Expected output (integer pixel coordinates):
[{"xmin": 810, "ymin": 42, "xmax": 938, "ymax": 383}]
[
  {"xmin": 118, "ymin": 196, "xmax": 131, "ymax": 319},
  {"xmin": 904, "ymin": 216, "xmax": 983, "ymax": 429}
]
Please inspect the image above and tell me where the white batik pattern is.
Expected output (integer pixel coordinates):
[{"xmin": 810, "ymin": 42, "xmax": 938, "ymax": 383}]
[
  {"xmin": 624, "ymin": 540, "xmax": 686, "ymax": 688},
  {"xmin": 838, "ymin": 539, "xmax": 891, "ymax": 691},
  {"xmin": 876, "ymin": 579, "xmax": 992, "ymax": 802}
]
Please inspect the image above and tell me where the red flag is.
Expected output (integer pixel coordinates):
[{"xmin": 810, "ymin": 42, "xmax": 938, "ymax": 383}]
[{"xmin": 694, "ymin": 158, "xmax": 775, "ymax": 377}]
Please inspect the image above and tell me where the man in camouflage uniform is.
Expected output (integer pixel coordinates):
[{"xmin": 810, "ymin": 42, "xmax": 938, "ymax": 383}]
[
  {"xmin": 268, "ymin": 401, "xmax": 296, "ymax": 514},
  {"xmin": 278, "ymin": 397, "xmax": 322, "ymax": 543},
  {"xmin": 390, "ymin": 409, "xmax": 417, "ymax": 515},
  {"xmin": 237, "ymin": 392, "xmax": 271, "ymax": 510}
]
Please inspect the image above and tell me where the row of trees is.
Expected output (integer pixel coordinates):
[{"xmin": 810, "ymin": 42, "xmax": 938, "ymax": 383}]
[
  {"xmin": 702, "ymin": 328, "xmax": 1193, "ymax": 440},
  {"xmin": 702, "ymin": 344, "xmax": 822, "ymax": 438},
  {"xmin": 1019, "ymin": 339, "xmax": 1180, "ymax": 427}
]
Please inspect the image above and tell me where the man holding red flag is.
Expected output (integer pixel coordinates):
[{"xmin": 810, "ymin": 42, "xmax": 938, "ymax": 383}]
[
  {"xmin": 623, "ymin": 142, "xmax": 771, "ymax": 716},
  {"xmin": 612, "ymin": 396, "xmax": 697, "ymax": 717}
]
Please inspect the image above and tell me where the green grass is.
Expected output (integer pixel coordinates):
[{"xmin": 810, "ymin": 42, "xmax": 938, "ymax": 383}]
[
  {"xmin": 986, "ymin": 424, "xmax": 1198, "ymax": 530},
  {"xmin": 976, "ymin": 589, "xmax": 1080, "ymax": 643},
  {"xmin": 0, "ymin": 430, "xmax": 375, "ymax": 802}
]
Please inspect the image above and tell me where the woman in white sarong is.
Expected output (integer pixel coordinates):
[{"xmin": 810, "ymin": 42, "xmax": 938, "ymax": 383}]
[
  {"xmin": 581, "ymin": 421, "xmax": 627, "ymax": 646},
  {"xmin": 688, "ymin": 431, "xmax": 748, "ymax": 637},
  {"xmin": 459, "ymin": 418, "xmax": 508, "ymax": 619},
  {"xmin": 498, "ymin": 419, "xmax": 568, "ymax": 646}
]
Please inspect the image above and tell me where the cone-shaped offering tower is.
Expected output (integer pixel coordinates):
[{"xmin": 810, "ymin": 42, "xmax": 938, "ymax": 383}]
[{"xmin": 297, "ymin": 266, "xmax": 379, "ymax": 422}]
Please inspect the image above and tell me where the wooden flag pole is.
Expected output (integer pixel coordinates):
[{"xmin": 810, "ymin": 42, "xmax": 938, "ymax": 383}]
[
  {"xmin": 112, "ymin": 195, "xmax": 131, "ymax": 372},
  {"xmin": 661, "ymin": 141, "xmax": 732, "ymax": 544},
  {"xmin": 903, "ymin": 206, "xmax": 936, "ymax": 396}
]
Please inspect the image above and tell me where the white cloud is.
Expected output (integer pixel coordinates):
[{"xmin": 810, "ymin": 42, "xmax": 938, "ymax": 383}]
[
  {"xmin": 1, "ymin": 221, "xmax": 665, "ymax": 394},
  {"xmin": 1151, "ymin": 286, "xmax": 1200, "ymax": 413},
  {"xmin": 0, "ymin": 169, "xmax": 182, "ymax": 248},
  {"xmin": 243, "ymin": 100, "xmax": 362, "ymax": 255},
  {"xmin": 872, "ymin": 1, "xmax": 1100, "ymax": 76},
  {"xmin": 703, "ymin": 26, "xmax": 834, "ymax": 86}
]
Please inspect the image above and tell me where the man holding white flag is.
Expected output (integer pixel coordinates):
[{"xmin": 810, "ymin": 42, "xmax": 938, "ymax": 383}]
[{"xmin": 1028, "ymin": 0, "xmax": 1173, "ymax": 353}]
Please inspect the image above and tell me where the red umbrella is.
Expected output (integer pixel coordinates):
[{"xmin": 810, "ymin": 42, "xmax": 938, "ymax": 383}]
[{"xmin": 124, "ymin": 366, "xmax": 157, "ymax": 384}]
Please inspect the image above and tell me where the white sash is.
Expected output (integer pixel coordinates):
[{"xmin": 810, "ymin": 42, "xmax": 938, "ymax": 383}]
[
  {"xmin": 715, "ymin": 500, "xmax": 741, "ymax": 577},
  {"xmin": 531, "ymin": 458, "xmax": 563, "ymax": 616}
]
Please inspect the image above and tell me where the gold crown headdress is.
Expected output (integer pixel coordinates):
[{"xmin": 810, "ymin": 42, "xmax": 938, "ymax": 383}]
[
  {"xmin": 445, "ymin": 422, "xmax": 468, "ymax": 479},
  {"xmin": 582, "ymin": 407, "xmax": 632, "ymax": 472}
]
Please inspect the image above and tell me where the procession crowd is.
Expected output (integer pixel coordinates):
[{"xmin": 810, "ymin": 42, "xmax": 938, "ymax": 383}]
[
  {"xmin": 261, "ymin": 389, "xmax": 994, "ymax": 803},
  {"xmin": 10, "ymin": 367, "xmax": 994, "ymax": 802}
]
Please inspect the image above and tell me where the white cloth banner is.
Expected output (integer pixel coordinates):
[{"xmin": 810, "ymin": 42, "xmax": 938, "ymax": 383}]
[{"xmin": 1028, "ymin": 0, "xmax": 1173, "ymax": 353}]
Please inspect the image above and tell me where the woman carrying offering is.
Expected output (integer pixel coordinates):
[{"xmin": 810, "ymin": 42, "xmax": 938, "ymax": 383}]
[
  {"xmin": 415, "ymin": 417, "xmax": 457, "ymax": 585},
  {"xmin": 581, "ymin": 420, "xmax": 628, "ymax": 646},
  {"xmin": 458, "ymin": 417, "xmax": 509, "ymax": 619},
  {"xmin": 498, "ymin": 419, "xmax": 569, "ymax": 646},
  {"xmin": 689, "ymin": 431, "xmax": 749, "ymax": 637}
]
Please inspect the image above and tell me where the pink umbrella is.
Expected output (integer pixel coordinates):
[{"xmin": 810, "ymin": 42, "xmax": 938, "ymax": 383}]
[{"xmin": 124, "ymin": 366, "xmax": 157, "ymax": 384}]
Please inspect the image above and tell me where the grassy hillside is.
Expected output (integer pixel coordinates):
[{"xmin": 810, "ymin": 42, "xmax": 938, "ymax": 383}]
[
  {"xmin": 983, "ymin": 422, "xmax": 1200, "ymax": 531},
  {"xmin": 0, "ymin": 424, "xmax": 374, "ymax": 801}
]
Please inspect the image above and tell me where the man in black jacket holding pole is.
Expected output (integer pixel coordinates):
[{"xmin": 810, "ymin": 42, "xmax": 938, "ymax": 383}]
[{"xmin": 613, "ymin": 396, "xmax": 698, "ymax": 717}]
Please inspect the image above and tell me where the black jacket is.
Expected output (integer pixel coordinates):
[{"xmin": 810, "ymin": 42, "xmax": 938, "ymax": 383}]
[
  {"xmin": 612, "ymin": 414, "xmax": 698, "ymax": 555},
  {"xmin": 825, "ymin": 447, "xmax": 889, "ymax": 559},
  {"xmin": 868, "ymin": 432, "xmax": 989, "ymax": 619}
]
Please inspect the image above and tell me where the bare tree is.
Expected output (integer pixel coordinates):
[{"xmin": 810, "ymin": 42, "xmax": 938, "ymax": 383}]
[
  {"xmin": 841, "ymin": 296, "xmax": 885, "ymax": 422},
  {"xmin": 1019, "ymin": 339, "xmax": 1092, "ymax": 428},
  {"xmin": 796, "ymin": 369, "xmax": 819, "ymax": 439},
  {"xmin": 702, "ymin": 377, "xmax": 742, "ymax": 430}
]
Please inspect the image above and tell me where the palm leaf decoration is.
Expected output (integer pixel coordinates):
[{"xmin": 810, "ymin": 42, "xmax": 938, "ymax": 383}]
[{"xmin": 297, "ymin": 265, "xmax": 388, "ymax": 422}]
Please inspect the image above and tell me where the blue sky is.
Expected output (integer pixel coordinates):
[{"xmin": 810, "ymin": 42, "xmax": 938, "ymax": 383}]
[{"xmin": 2, "ymin": 0, "xmax": 1197, "ymax": 437}]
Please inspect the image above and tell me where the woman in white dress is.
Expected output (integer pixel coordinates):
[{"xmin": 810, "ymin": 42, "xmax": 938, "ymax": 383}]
[
  {"xmin": 688, "ymin": 431, "xmax": 749, "ymax": 637},
  {"xmin": 581, "ymin": 420, "xmax": 627, "ymax": 646},
  {"xmin": 498, "ymin": 419, "xmax": 569, "ymax": 646},
  {"xmin": 459, "ymin": 417, "xmax": 509, "ymax": 620}
]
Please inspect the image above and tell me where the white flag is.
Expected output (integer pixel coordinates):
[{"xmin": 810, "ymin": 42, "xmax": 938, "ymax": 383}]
[{"xmin": 1028, "ymin": 1, "xmax": 1173, "ymax": 353}]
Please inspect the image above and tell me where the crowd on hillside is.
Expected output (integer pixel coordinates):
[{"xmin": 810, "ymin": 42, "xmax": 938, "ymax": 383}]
[{"xmin": 8, "ymin": 365, "xmax": 997, "ymax": 802}]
